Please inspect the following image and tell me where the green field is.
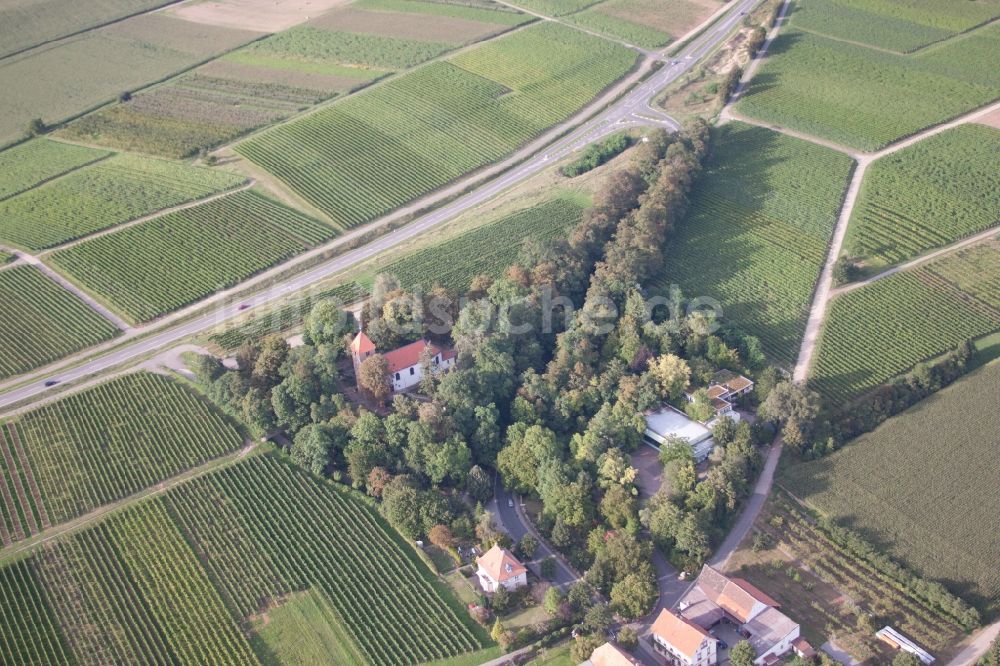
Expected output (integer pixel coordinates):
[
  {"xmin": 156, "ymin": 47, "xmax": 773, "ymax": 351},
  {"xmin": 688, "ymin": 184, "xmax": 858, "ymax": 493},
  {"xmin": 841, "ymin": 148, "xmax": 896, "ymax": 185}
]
[
  {"xmin": 502, "ymin": 0, "xmax": 602, "ymax": 16},
  {"xmin": 59, "ymin": 0, "xmax": 526, "ymax": 159},
  {"xmin": 0, "ymin": 139, "xmax": 110, "ymax": 202},
  {"xmin": 789, "ymin": 0, "xmax": 1000, "ymax": 52},
  {"xmin": 210, "ymin": 282, "xmax": 369, "ymax": 351},
  {"xmin": 785, "ymin": 359, "xmax": 1000, "ymax": 613},
  {"xmin": 0, "ymin": 266, "xmax": 121, "ymax": 381},
  {"xmin": 567, "ymin": 0, "xmax": 721, "ymax": 49},
  {"xmin": 237, "ymin": 22, "xmax": 637, "ymax": 230},
  {"xmin": 736, "ymin": 25, "xmax": 1000, "ymax": 150},
  {"xmin": 652, "ymin": 123, "xmax": 854, "ymax": 364},
  {"xmin": 377, "ymin": 198, "xmax": 584, "ymax": 292},
  {"xmin": 845, "ymin": 124, "xmax": 1000, "ymax": 267},
  {"xmin": 0, "ymin": 500, "xmax": 258, "ymax": 665},
  {"xmin": 50, "ymin": 189, "xmax": 335, "ymax": 323},
  {"xmin": 0, "ymin": 372, "xmax": 243, "ymax": 538},
  {"xmin": 0, "ymin": 154, "xmax": 246, "ymax": 251},
  {"xmin": 0, "ymin": 454, "xmax": 487, "ymax": 665},
  {"xmin": 0, "ymin": 252, "xmax": 13, "ymax": 265},
  {"xmin": 0, "ymin": 0, "xmax": 176, "ymax": 58},
  {"xmin": 255, "ymin": 589, "xmax": 367, "ymax": 665},
  {"xmin": 168, "ymin": 455, "xmax": 488, "ymax": 665},
  {"xmin": 354, "ymin": 0, "xmax": 532, "ymax": 24},
  {"xmin": 243, "ymin": 27, "xmax": 454, "ymax": 69},
  {"xmin": 812, "ymin": 239, "xmax": 1000, "ymax": 401},
  {"xmin": 0, "ymin": 13, "xmax": 259, "ymax": 145}
]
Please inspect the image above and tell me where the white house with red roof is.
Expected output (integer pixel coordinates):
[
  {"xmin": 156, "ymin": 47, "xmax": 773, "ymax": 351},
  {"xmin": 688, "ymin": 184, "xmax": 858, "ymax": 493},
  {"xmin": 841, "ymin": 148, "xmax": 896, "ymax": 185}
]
[
  {"xmin": 651, "ymin": 608, "xmax": 719, "ymax": 666},
  {"xmin": 475, "ymin": 544, "xmax": 527, "ymax": 593},
  {"xmin": 350, "ymin": 331, "xmax": 456, "ymax": 393}
]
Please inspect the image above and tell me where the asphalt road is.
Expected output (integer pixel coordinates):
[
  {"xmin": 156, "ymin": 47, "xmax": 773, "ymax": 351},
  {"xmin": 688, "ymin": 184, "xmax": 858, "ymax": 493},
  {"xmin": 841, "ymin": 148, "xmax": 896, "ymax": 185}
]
[
  {"xmin": 0, "ymin": 0, "xmax": 762, "ymax": 412},
  {"xmin": 492, "ymin": 476, "xmax": 578, "ymax": 588}
]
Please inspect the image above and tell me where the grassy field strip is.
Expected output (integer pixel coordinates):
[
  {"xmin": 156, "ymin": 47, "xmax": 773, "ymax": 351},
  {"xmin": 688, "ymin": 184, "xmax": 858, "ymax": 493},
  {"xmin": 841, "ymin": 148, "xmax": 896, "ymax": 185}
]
[
  {"xmin": 0, "ymin": 452, "xmax": 490, "ymax": 665},
  {"xmin": 57, "ymin": 0, "xmax": 527, "ymax": 159},
  {"xmin": 0, "ymin": 139, "xmax": 112, "ymax": 202},
  {"xmin": 785, "ymin": 359, "xmax": 1000, "ymax": 614},
  {"xmin": 810, "ymin": 238, "xmax": 1000, "ymax": 401},
  {"xmin": 735, "ymin": 21, "xmax": 1000, "ymax": 151},
  {"xmin": 37, "ymin": 180, "xmax": 256, "ymax": 256},
  {"xmin": 0, "ymin": 0, "xmax": 181, "ymax": 60},
  {"xmin": 49, "ymin": 189, "xmax": 337, "ymax": 324},
  {"xmin": 787, "ymin": 0, "xmax": 1000, "ymax": 54},
  {"xmin": 835, "ymin": 227, "xmax": 1000, "ymax": 299},
  {"xmin": 0, "ymin": 441, "xmax": 257, "ymax": 565},
  {"xmin": 792, "ymin": 99, "xmax": 1000, "ymax": 381},
  {"xmin": 0, "ymin": 153, "xmax": 248, "ymax": 251},
  {"xmin": 0, "ymin": 13, "xmax": 263, "ymax": 146},
  {"xmin": 29, "ymin": 261, "xmax": 131, "ymax": 331}
]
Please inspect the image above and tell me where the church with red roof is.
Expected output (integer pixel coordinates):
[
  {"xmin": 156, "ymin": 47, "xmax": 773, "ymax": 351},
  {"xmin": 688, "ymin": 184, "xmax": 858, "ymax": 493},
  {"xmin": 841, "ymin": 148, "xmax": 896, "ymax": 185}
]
[{"xmin": 351, "ymin": 331, "xmax": 456, "ymax": 393}]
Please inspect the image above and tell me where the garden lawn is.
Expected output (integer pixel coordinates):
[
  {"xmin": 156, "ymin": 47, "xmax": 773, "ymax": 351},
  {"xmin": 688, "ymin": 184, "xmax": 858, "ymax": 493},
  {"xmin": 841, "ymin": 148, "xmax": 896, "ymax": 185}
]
[
  {"xmin": 736, "ymin": 25, "xmax": 1000, "ymax": 151},
  {"xmin": 236, "ymin": 22, "xmax": 637, "ymax": 229},
  {"xmin": 652, "ymin": 123, "xmax": 854, "ymax": 365},
  {"xmin": 0, "ymin": 265, "xmax": 121, "ymax": 381},
  {"xmin": 0, "ymin": 154, "xmax": 245, "ymax": 250},
  {"xmin": 784, "ymin": 358, "xmax": 1000, "ymax": 614},
  {"xmin": 50, "ymin": 189, "xmax": 335, "ymax": 323},
  {"xmin": 844, "ymin": 124, "xmax": 1000, "ymax": 267},
  {"xmin": 254, "ymin": 589, "xmax": 366, "ymax": 666}
]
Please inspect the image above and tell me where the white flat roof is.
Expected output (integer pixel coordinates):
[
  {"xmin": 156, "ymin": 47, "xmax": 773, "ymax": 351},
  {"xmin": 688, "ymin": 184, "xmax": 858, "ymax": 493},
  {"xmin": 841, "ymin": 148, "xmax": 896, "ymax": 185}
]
[{"xmin": 644, "ymin": 406, "xmax": 713, "ymax": 445}]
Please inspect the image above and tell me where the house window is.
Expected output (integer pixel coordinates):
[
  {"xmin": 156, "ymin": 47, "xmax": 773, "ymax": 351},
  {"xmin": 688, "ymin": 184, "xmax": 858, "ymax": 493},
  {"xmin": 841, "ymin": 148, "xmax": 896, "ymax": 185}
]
[
  {"xmin": 395, "ymin": 372, "xmax": 400, "ymax": 380},
  {"xmin": 409, "ymin": 367, "xmax": 415, "ymax": 376}
]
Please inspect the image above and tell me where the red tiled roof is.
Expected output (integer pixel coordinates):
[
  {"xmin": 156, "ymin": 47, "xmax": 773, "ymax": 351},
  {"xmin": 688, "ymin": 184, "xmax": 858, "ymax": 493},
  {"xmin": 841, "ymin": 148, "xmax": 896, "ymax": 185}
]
[
  {"xmin": 793, "ymin": 638, "xmax": 816, "ymax": 658},
  {"xmin": 351, "ymin": 331, "xmax": 376, "ymax": 355},
  {"xmin": 652, "ymin": 609, "xmax": 715, "ymax": 659},
  {"xmin": 589, "ymin": 642, "xmax": 639, "ymax": 666},
  {"xmin": 383, "ymin": 340, "xmax": 440, "ymax": 374},
  {"xmin": 732, "ymin": 578, "xmax": 781, "ymax": 609},
  {"xmin": 693, "ymin": 565, "xmax": 771, "ymax": 624},
  {"xmin": 476, "ymin": 544, "xmax": 526, "ymax": 583}
]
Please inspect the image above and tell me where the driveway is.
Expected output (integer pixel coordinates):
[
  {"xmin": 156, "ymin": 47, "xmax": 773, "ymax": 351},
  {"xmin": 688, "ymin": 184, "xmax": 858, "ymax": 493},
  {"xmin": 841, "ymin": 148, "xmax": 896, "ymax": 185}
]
[{"xmin": 491, "ymin": 475, "xmax": 578, "ymax": 588}]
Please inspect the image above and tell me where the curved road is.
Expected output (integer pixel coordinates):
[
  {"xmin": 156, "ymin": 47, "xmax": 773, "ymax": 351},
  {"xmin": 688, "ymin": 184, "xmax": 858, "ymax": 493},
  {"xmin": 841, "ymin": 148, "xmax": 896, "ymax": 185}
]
[{"xmin": 0, "ymin": 0, "xmax": 761, "ymax": 413}]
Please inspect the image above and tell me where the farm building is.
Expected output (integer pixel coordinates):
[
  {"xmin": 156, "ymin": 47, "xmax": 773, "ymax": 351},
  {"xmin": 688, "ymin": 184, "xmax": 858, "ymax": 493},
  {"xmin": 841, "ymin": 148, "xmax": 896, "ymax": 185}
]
[
  {"xmin": 475, "ymin": 544, "xmax": 527, "ymax": 593},
  {"xmin": 651, "ymin": 608, "xmax": 719, "ymax": 666},
  {"xmin": 582, "ymin": 641, "xmax": 641, "ymax": 665},
  {"xmin": 877, "ymin": 627, "xmax": 935, "ymax": 665},
  {"xmin": 350, "ymin": 331, "xmax": 455, "ymax": 393},
  {"xmin": 684, "ymin": 373, "xmax": 754, "ymax": 424},
  {"xmin": 672, "ymin": 565, "xmax": 801, "ymax": 666},
  {"xmin": 643, "ymin": 405, "xmax": 715, "ymax": 462}
]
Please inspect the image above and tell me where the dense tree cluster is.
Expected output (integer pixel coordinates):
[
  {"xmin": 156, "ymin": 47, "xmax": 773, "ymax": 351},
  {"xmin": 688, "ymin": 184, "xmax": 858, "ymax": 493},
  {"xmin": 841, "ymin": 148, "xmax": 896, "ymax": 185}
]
[{"xmin": 197, "ymin": 121, "xmax": 788, "ymax": 635}]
